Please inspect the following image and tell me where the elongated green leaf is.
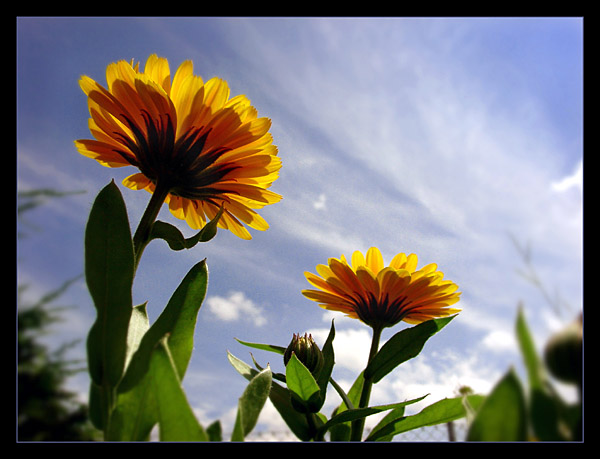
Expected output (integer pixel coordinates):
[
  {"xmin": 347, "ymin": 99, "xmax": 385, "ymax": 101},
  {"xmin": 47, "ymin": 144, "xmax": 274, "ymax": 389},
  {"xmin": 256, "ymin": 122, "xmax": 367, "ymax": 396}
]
[
  {"xmin": 106, "ymin": 373, "xmax": 157, "ymax": 441},
  {"xmin": 234, "ymin": 338, "xmax": 286, "ymax": 355},
  {"xmin": 88, "ymin": 380, "xmax": 108, "ymax": 430},
  {"xmin": 320, "ymin": 395, "xmax": 429, "ymax": 436},
  {"xmin": 152, "ymin": 337, "xmax": 208, "ymax": 441},
  {"xmin": 515, "ymin": 308, "xmax": 565, "ymax": 440},
  {"xmin": 118, "ymin": 259, "xmax": 208, "ymax": 393},
  {"xmin": 228, "ymin": 351, "xmax": 311, "ymax": 441},
  {"xmin": 365, "ymin": 316, "xmax": 455, "ymax": 383},
  {"xmin": 85, "ymin": 180, "xmax": 134, "ymax": 389},
  {"xmin": 105, "ymin": 304, "xmax": 155, "ymax": 441},
  {"xmin": 228, "ymin": 351, "xmax": 258, "ymax": 380},
  {"xmin": 150, "ymin": 206, "xmax": 223, "ymax": 250},
  {"xmin": 367, "ymin": 394, "xmax": 485, "ymax": 441},
  {"xmin": 286, "ymin": 353, "xmax": 321, "ymax": 413},
  {"xmin": 467, "ymin": 369, "xmax": 527, "ymax": 441},
  {"xmin": 231, "ymin": 367, "xmax": 273, "ymax": 441},
  {"xmin": 368, "ymin": 406, "xmax": 407, "ymax": 441},
  {"xmin": 124, "ymin": 303, "xmax": 150, "ymax": 369},
  {"xmin": 516, "ymin": 306, "xmax": 545, "ymax": 390},
  {"xmin": 316, "ymin": 320, "xmax": 335, "ymax": 402}
]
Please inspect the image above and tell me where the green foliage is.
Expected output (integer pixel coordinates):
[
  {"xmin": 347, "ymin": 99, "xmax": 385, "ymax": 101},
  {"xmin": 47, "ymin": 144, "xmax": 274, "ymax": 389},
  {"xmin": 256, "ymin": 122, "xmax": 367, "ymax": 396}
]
[
  {"xmin": 285, "ymin": 353, "xmax": 323, "ymax": 413},
  {"xmin": 149, "ymin": 205, "xmax": 224, "ymax": 250},
  {"xmin": 149, "ymin": 338, "xmax": 208, "ymax": 441},
  {"xmin": 365, "ymin": 316, "xmax": 455, "ymax": 383},
  {"xmin": 231, "ymin": 367, "xmax": 273, "ymax": 441},
  {"xmin": 367, "ymin": 394, "xmax": 485, "ymax": 441},
  {"xmin": 18, "ymin": 280, "xmax": 99, "ymax": 441},
  {"xmin": 230, "ymin": 316, "xmax": 471, "ymax": 441},
  {"xmin": 118, "ymin": 259, "xmax": 209, "ymax": 393},
  {"xmin": 466, "ymin": 369, "xmax": 527, "ymax": 441},
  {"xmin": 464, "ymin": 307, "xmax": 582, "ymax": 441},
  {"xmin": 82, "ymin": 181, "xmax": 272, "ymax": 442},
  {"xmin": 85, "ymin": 181, "xmax": 134, "ymax": 429}
]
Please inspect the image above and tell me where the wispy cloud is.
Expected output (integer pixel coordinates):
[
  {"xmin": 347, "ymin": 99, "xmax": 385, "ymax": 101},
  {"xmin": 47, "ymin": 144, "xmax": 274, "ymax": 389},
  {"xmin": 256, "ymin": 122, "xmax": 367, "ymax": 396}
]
[{"xmin": 552, "ymin": 159, "xmax": 583, "ymax": 193}]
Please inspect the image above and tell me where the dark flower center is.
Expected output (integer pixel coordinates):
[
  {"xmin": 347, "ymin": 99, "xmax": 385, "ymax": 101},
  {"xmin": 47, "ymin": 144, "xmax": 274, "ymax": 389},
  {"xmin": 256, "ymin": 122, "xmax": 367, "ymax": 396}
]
[
  {"xmin": 113, "ymin": 109, "xmax": 240, "ymax": 200},
  {"xmin": 355, "ymin": 292, "xmax": 408, "ymax": 329}
]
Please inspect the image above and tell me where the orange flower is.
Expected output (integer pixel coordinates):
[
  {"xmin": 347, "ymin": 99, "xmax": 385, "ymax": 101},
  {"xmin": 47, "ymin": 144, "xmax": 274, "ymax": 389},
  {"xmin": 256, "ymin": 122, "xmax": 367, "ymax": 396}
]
[
  {"xmin": 302, "ymin": 247, "xmax": 461, "ymax": 330},
  {"xmin": 75, "ymin": 55, "xmax": 281, "ymax": 239}
]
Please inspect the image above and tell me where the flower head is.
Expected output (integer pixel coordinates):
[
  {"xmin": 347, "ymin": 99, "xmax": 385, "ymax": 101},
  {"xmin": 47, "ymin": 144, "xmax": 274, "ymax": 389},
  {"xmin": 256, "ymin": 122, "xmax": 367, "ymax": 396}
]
[
  {"xmin": 75, "ymin": 54, "xmax": 281, "ymax": 239},
  {"xmin": 302, "ymin": 247, "xmax": 461, "ymax": 330},
  {"xmin": 283, "ymin": 333, "xmax": 325, "ymax": 377}
]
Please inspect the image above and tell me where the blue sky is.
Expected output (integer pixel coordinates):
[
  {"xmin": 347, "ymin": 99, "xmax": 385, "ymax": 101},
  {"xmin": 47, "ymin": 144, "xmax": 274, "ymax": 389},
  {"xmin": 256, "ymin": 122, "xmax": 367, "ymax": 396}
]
[{"xmin": 17, "ymin": 17, "xmax": 583, "ymax": 440}]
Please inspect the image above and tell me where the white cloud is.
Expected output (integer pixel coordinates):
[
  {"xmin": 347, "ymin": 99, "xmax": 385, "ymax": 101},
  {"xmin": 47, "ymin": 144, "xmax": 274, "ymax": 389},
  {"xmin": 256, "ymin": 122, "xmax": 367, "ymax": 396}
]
[
  {"xmin": 481, "ymin": 330, "xmax": 518, "ymax": 354},
  {"xmin": 313, "ymin": 193, "xmax": 327, "ymax": 210},
  {"xmin": 310, "ymin": 324, "xmax": 372, "ymax": 374},
  {"xmin": 206, "ymin": 291, "xmax": 267, "ymax": 327},
  {"xmin": 552, "ymin": 159, "xmax": 583, "ymax": 193}
]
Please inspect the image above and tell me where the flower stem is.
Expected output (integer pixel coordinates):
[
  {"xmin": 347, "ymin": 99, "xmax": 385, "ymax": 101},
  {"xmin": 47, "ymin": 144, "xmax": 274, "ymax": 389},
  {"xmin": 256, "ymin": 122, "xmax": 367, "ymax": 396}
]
[
  {"xmin": 350, "ymin": 324, "xmax": 383, "ymax": 441},
  {"xmin": 132, "ymin": 181, "xmax": 171, "ymax": 272},
  {"xmin": 306, "ymin": 412, "xmax": 324, "ymax": 441}
]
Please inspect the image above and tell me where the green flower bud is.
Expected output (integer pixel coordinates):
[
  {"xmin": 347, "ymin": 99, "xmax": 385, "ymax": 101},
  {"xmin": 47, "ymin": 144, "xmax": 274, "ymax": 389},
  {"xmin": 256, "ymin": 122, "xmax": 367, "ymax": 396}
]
[
  {"xmin": 544, "ymin": 314, "xmax": 582, "ymax": 386},
  {"xmin": 283, "ymin": 333, "xmax": 324, "ymax": 378}
]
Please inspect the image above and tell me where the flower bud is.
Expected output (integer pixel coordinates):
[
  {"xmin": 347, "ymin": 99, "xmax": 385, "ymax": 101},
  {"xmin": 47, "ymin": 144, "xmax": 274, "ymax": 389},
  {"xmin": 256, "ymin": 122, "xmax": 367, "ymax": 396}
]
[
  {"xmin": 283, "ymin": 333, "xmax": 324, "ymax": 378},
  {"xmin": 544, "ymin": 314, "xmax": 582, "ymax": 386}
]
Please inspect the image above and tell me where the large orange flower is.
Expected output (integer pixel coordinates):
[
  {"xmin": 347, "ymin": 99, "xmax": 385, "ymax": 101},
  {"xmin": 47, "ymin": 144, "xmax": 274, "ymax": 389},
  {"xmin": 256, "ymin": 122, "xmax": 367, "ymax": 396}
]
[
  {"xmin": 302, "ymin": 247, "xmax": 461, "ymax": 330},
  {"xmin": 75, "ymin": 54, "xmax": 281, "ymax": 239}
]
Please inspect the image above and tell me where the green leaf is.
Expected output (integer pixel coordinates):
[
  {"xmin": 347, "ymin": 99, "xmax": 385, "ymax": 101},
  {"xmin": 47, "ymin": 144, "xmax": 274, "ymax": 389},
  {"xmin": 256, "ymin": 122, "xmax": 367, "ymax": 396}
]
[
  {"xmin": 365, "ymin": 316, "xmax": 455, "ymax": 383},
  {"xmin": 151, "ymin": 337, "xmax": 208, "ymax": 441},
  {"xmin": 227, "ymin": 351, "xmax": 258, "ymax": 381},
  {"xmin": 367, "ymin": 394, "xmax": 485, "ymax": 441},
  {"xmin": 105, "ymin": 304, "xmax": 155, "ymax": 441},
  {"xmin": 206, "ymin": 421, "xmax": 223, "ymax": 441},
  {"xmin": 124, "ymin": 303, "xmax": 150, "ymax": 369},
  {"xmin": 234, "ymin": 338, "xmax": 286, "ymax": 355},
  {"xmin": 88, "ymin": 380, "xmax": 108, "ymax": 431},
  {"xmin": 231, "ymin": 367, "xmax": 273, "ymax": 441},
  {"xmin": 467, "ymin": 368, "xmax": 527, "ymax": 441},
  {"xmin": 515, "ymin": 307, "xmax": 565, "ymax": 440},
  {"xmin": 367, "ymin": 406, "xmax": 407, "ymax": 442},
  {"xmin": 285, "ymin": 353, "xmax": 322, "ymax": 413},
  {"xmin": 118, "ymin": 259, "xmax": 209, "ymax": 393},
  {"xmin": 149, "ymin": 205, "xmax": 224, "ymax": 250},
  {"xmin": 228, "ymin": 351, "xmax": 311, "ymax": 441},
  {"xmin": 516, "ymin": 306, "xmax": 545, "ymax": 390},
  {"xmin": 320, "ymin": 395, "xmax": 429, "ymax": 437},
  {"xmin": 315, "ymin": 320, "xmax": 335, "ymax": 403},
  {"xmin": 105, "ymin": 373, "xmax": 157, "ymax": 441},
  {"xmin": 85, "ymin": 181, "xmax": 134, "ymax": 389}
]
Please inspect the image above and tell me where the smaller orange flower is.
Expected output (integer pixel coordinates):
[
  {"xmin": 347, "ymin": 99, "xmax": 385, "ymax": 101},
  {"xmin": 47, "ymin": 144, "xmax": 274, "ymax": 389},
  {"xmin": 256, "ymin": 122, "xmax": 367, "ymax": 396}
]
[{"xmin": 302, "ymin": 247, "xmax": 461, "ymax": 330}]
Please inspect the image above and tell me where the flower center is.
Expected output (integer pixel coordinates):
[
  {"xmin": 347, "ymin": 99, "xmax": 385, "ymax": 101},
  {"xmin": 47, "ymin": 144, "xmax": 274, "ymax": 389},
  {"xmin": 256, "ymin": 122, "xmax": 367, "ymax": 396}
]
[
  {"xmin": 114, "ymin": 109, "xmax": 239, "ymax": 199},
  {"xmin": 355, "ymin": 292, "xmax": 408, "ymax": 329}
]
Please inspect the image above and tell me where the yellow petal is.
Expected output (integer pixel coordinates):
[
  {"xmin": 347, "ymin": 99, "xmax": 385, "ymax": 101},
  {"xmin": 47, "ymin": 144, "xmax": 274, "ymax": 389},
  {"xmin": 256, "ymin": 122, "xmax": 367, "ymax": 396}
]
[
  {"xmin": 122, "ymin": 172, "xmax": 152, "ymax": 191},
  {"xmin": 356, "ymin": 266, "xmax": 380, "ymax": 299},
  {"xmin": 389, "ymin": 252, "xmax": 407, "ymax": 269},
  {"xmin": 144, "ymin": 54, "xmax": 171, "ymax": 94},
  {"xmin": 366, "ymin": 247, "xmax": 384, "ymax": 273},
  {"xmin": 351, "ymin": 250, "xmax": 366, "ymax": 271}
]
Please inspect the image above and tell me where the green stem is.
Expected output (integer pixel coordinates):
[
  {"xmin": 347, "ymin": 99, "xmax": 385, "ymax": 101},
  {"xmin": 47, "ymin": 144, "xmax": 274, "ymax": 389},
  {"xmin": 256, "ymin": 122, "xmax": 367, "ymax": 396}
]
[
  {"xmin": 350, "ymin": 325, "xmax": 383, "ymax": 441},
  {"xmin": 100, "ymin": 383, "xmax": 116, "ymax": 441},
  {"xmin": 132, "ymin": 181, "xmax": 171, "ymax": 272},
  {"xmin": 306, "ymin": 413, "xmax": 324, "ymax": 441}
]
